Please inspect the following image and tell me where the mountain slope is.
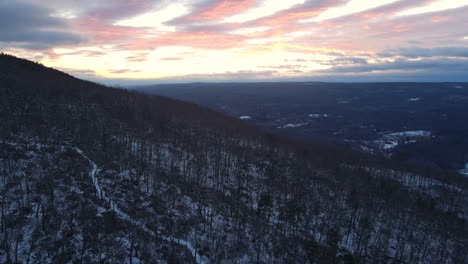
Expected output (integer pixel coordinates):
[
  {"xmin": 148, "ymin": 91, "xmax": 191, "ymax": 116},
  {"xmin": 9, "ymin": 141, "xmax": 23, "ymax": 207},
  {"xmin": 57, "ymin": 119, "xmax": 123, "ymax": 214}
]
[{"xmin": 0, "ymin": 54, "xmax": 467, "ymax": 263}]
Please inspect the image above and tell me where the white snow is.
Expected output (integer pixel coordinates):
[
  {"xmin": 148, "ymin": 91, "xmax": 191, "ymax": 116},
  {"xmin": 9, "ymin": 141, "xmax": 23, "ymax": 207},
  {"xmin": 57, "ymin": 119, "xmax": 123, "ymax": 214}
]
[
  {"xmin": 333, "ymin": 129, "xmax": 345, "ymax": 135},
  {"xmin": 459, "ymin": 163, "xmax": 468, "ymax": 176},
  {"xmin": 277, "ymin": 123, "xmax": 308, "ymax": 129},
  {"xmin": 386, "ymin": 130, "xmax": 431, "ymax": 137},
  {"xmin": 75, "ymin": 148, "xmax": 207, "ymax": 264},
  {"xmin": 373, "ymin": 131, "xmax": 432, "ymax": 153},
  {"xmin": 240, "ymin": 116, "xmax": 251, "ymax": 120},
  {"xmin": 360, "ymin": 145, "xmax": 373, "ymax": 153},
  {"xmin": 408, "ymin": 97, "xmax": 421, "ymax": 102},
  {"xmin": 454, "ymin": 85, "xmax": 464, "ymax": 89},
  {"xmin": 383, "ymin": 141, "xmax": 399, "ymax": 150},
  {"xmin": 308, "ymin": 113, "xmax": 329, "ymax": 118}
]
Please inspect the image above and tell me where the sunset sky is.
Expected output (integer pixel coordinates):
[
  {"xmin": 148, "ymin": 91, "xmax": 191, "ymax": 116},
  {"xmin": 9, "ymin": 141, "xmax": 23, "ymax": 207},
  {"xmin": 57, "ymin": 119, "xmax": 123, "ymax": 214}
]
[{"xmin": 1, "ymin": 0, "xmax": 468, "ymax": 84}]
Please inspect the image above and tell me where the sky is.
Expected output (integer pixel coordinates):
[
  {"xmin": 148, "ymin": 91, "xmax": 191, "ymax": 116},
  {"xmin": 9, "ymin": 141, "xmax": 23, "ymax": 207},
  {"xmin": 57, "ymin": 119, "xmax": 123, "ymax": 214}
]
[{"xmin": 1, "ymin": 0, "xmax": 468, "ymax": 84}]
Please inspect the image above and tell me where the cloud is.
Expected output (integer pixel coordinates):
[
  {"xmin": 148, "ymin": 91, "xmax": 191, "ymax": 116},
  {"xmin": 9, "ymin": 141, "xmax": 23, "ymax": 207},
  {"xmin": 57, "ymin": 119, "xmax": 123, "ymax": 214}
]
[
  {"xmin": 224, "ymin": 0, "xmax": 306, "ymax": 23},
  {"xmin": 388, "ymin": 47, "xmax": 468, "ymax": 58},
  {"xmin": 2, "ymin": 0, "xmax": 468, "ymax": 82},
  {"xmin": 160, "ymin": 57, "xmax": 184, "ymax": 61},
  {"xmin": 331, "ymin": 57, "xmax": 368, "ymax": 65},
  {"xmin": 126, "ymin": 53, "xmax": 148, "ymax": 63},
  {"xmin": 253, "ymin": 0, "xmax": 347, "ymax": 27},
  {"xmin": 79, "ymin": 0, "xmax": 153, "ymax": 22},
  {"xmin": 57, "ymin": 50, "xmax": 106, "ymax": 57},
  {"xmin": 320, "ymin": 57, "xmax": 468, "ymax": 74},
  {"xmin": 56, "ymin": 67, "xmax": 97, "ymax": 78},
  {"xmin": 114, "ymin": 2, "xmax": 189, "ymax": 31},
  {"xmin": 302, "ymin": 0, "xmax": 399, "ymax": 22},
  {"xmin": 109, "ymin": 69, "xmax": 141, "ymax": 74},
  {"xmin": 258, "ymin": 64, "xmax": 307, "ymax": 70},
  {"xmin": 171, "ymin": 0, "xmax": 257, "ymax": 23},
  {"xmin": 396, "ymin": 0, "xmax": 468, "ymax": 17},
  {"xmin": 0, "ymin": 2, "xmax": 84, "ymax": 49},
  {"xmin": 126, "ymin": 31, "xmax": 246, "ymax": 50}
]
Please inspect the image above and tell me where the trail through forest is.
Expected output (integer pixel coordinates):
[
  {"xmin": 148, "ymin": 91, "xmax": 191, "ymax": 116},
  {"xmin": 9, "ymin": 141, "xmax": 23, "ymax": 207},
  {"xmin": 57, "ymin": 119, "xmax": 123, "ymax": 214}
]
[{"xmin": 75, "ymin": 148, "xmax": 207, "ymax": 264}]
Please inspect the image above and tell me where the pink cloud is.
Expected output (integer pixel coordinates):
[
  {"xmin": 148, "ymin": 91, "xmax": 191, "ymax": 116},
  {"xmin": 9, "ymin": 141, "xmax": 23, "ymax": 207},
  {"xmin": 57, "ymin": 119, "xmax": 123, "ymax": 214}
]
[
  {"xmin": 172, "ymin": 0, "xmax": 257, "ymax": 23},
  {"xmin": 74, "ymin": 17, "xmax": 147, "ymax": 44},
  {"xmin": 155, "ymin": 31, "xmax": 245, "ymax": 49}
]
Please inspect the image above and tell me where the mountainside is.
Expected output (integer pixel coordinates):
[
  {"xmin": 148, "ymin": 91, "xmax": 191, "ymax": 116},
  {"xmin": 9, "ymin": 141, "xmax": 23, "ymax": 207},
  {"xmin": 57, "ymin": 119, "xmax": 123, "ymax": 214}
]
[{"xmin": 0, "ymin": 54, "xmax": 467, "ymax": 263}]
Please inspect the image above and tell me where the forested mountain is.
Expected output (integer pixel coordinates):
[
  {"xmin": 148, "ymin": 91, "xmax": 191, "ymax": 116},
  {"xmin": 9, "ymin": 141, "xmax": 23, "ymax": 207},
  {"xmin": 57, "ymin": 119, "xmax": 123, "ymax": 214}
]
[{"xmin": 0, "ymin": 53, "xmax": 466, "ymax": 263}]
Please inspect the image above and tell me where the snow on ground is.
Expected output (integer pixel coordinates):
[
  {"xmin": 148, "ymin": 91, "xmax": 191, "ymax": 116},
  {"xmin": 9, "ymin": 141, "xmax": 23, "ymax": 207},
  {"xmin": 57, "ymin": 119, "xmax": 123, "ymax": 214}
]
[
  {"xmin": 408, "ymin": 97, "xmax": 421, "ymax": 102},
  {"xmin": 382, "ymin": 141, "xmax": 399, "ymax": 150},
  {"xmin": 455, "ymin": 85, "xmax": 464, "ymax": 89},
  {"xmin": 386, "ymin": 130, "xmax": 431, "ymax": 137},
  {"xmin": 459, "ymin": 163, "xmax": 468, "ymax": 176},
  {"xmin": 368, "ymin": 130, "xmax": 432, "ymax": 153},
  {"xmin": 308, "ymin": 113, "xmax": 328, "ymax": 118},
  {"xmin": 240, "ymin": 116, "xmax": 251, "ymax": 120},
  {"xmin": 75, "ymin": 148, "xmax": 207, "ymax": 264},
  {"xmin": 277, "ymin": 123, "xmax": 308, "ymax": 129},
  {"xmin": 334, "ymin": 129, "xmax": 345, "ymax": 135},
  {"xmin": 359, "ymin": 145, "xmax": 373, "ymax": 153}
]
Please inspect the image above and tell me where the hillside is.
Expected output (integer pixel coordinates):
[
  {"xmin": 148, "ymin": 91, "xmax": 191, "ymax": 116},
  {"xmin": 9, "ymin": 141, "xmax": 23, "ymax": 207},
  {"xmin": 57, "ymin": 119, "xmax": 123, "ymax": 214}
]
[{"xmin": 0, "ymin": 54, "xmax": 467, "ymax": 263}]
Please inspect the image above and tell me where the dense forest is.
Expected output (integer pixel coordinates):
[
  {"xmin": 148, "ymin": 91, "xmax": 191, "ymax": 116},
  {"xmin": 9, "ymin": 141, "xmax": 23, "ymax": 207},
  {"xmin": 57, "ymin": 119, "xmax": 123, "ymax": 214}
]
[{"xmin": 0, "ymin": 53, "xmax": 466, "ymax": 263}]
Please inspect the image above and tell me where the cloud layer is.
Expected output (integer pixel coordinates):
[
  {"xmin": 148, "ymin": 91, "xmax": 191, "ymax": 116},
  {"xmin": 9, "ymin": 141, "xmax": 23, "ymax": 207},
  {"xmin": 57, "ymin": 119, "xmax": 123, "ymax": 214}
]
[
  {"xmin": 1, "ymin": 0, "xmax": 468, "ymax": 83},
  {"xmin": 0, "ymin": 2, "xmax": 84, "ymax": 49}
]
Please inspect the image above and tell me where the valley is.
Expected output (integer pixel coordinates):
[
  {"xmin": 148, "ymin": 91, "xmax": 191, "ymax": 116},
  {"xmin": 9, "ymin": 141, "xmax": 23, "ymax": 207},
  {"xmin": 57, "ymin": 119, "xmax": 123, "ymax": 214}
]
[{"xmin": 138, "ymin": 82, "xmax": 468, "ymax": 173}]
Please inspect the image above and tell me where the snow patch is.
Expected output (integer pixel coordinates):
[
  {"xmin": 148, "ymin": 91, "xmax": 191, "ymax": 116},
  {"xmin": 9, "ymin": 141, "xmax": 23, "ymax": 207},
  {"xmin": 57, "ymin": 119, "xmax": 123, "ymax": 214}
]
[
  {"xmin": 408, "ymin": 97, "xmax": 421, "ymax": 102},
  {"xmin": 333, "ymin": 129, "xmax": 345, "ymax": 135},
  {"xmin": 386, "ymin": 130, "xmax": 431, "ymax": 137},
  {"xmin": 368, "ymin": 130, "xmax": 432, "ymax": 154},
  {"xmin": 277, "ymin": 123, "xmax": 308, "ymax": 129},
  {"xmin": 459, "ymin": 163, "xmax": 468, "ymax": 176},
  {"xmin": 240, "ymin": 116, "xmax": 251, "ymax": 120},
  {"xmin": 308, "ymin": 113, "xmax": 328, "ymax": 118},
  {"xmin": 383, "ymin": 141, "xmax": 399, "ymax": 150}
]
